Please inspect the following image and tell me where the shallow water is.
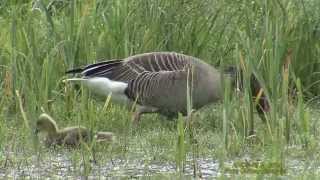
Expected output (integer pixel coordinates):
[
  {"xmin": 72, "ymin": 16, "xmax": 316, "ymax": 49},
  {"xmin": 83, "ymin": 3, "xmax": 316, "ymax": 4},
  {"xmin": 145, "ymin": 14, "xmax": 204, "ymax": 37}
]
[
  {"xmin": 1, "ymin": 148, "xmax": 318, "ymax": 179},
  {"xmin": 0, "ymin": 150, "xmax": 221, "ymax": 179}
]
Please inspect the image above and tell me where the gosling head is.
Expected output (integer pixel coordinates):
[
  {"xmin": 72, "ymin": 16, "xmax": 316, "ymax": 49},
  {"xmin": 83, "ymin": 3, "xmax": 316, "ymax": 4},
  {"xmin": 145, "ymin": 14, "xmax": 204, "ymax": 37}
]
[{"xmin": 35, "ymin": 113, "xmax": 59, "ymax": 135}]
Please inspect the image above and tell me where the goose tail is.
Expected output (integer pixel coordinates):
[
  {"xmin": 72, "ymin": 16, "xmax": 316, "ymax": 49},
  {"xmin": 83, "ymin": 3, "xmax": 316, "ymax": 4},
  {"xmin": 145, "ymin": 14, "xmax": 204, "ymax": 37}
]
[
  {"xmin": 64, "ymin": 77, "xmax": 129, "ymax": 103},
  {"xmin": 65, "ymin": 68, "xmax": 84, "ymax": 74}
]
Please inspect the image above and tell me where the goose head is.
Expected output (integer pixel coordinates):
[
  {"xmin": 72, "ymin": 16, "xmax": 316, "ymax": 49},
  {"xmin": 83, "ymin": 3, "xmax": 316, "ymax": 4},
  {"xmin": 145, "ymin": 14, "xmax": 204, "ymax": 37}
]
[{"xmin": 225, "ymin": 66, "xmax": 270, "ymax": 120}]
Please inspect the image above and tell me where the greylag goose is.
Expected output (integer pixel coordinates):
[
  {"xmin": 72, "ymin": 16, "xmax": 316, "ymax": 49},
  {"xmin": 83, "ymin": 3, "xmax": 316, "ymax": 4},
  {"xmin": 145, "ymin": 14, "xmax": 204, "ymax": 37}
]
[
  {"xmin": 35, "ymin": 113, "xmax": 114, "ymax": 147},
  {"xmin": 65, "ymin": 52, "xmax": 269, "ymax": 123}
]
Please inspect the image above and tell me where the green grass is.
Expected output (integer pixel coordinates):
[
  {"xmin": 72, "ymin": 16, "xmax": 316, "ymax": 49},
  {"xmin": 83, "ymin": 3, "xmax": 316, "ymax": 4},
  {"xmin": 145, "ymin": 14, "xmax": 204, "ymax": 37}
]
[{"xmin": 1, "ymin": 0, "xmax": 320, "ymax": 178}]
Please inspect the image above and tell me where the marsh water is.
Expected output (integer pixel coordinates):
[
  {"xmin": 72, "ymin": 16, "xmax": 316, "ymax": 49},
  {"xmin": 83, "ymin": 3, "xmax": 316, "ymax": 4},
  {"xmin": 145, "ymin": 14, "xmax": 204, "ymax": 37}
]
[
  {"xmin": 1, "ymin": 146, "xmax": 318, "ymax": 179},
  {"xmin": 1, "ymin": 149, "xmax": 219, "ymax": 178}
]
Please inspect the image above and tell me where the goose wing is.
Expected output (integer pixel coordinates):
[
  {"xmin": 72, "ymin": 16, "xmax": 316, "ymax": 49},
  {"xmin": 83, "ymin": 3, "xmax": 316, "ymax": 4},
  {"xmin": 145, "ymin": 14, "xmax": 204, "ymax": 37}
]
[{"xmin": 66, "ymin": 52, "xmax": 191, "ymax": 83}]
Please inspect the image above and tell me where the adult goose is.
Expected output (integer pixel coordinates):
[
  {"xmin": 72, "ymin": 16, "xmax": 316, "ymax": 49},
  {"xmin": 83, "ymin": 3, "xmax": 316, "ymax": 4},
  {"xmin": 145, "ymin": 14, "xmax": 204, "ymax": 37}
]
[
  {"xmin": 65, "ymin": 52, "xmax": 269, "ymax": 123},
  {"xmin": 35, "ymin": 113, "xmax": 114, "ymax": 147}
]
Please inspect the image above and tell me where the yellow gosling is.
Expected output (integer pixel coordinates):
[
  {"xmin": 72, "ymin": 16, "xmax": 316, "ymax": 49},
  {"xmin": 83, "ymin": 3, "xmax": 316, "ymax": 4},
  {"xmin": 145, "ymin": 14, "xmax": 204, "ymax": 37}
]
[{"xmin": 35, "ymin": 113, "xmax": 114, "ymax": 147}]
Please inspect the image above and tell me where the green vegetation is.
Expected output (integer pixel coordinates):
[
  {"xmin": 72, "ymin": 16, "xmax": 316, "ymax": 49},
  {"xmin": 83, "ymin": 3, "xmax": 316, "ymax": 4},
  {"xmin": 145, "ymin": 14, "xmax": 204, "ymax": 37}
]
[{"xmin": 0, "ymin": 0, "xmax": 320, "ymax": 178}]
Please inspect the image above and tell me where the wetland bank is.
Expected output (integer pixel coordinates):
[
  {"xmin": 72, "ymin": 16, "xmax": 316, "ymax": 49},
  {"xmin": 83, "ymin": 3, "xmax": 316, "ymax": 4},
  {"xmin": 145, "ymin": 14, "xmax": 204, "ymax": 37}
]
[{"xmin": 1, "ymin": 0, "xmax": 320, "ymax": 179}]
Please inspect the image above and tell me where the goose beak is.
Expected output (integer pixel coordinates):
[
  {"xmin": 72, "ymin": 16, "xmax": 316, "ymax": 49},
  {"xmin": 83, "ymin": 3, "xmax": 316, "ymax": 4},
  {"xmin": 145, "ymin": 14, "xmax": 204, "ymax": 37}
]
[{"xmin": 250, "ymin": 74, "xmax": 270, "ymax": 121}]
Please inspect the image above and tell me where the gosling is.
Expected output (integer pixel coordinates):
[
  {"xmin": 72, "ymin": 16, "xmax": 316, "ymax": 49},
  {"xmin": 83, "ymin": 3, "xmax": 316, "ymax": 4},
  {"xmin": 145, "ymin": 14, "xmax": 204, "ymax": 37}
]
[{"xmin": 35, "ymin": 113, "xmax": 114, "ymax": 147}]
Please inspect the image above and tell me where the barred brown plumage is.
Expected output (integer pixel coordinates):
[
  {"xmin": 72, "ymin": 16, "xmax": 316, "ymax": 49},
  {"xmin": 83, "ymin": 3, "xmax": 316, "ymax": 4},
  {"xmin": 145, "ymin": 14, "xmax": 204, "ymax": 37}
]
[{"xmin": 65, "ymin": 52, "xmax": 269, "ymax": 124}]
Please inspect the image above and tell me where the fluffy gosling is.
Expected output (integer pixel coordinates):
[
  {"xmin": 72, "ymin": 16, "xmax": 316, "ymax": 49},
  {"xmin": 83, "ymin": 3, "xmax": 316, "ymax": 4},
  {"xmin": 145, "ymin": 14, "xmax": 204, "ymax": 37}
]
[{"xmin": 35, "ymin": 113, "xmax": 114, "ymax": 147}]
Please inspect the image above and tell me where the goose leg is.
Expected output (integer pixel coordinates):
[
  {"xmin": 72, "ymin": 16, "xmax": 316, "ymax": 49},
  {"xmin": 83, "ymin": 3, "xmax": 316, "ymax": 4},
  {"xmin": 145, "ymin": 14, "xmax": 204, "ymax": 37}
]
[{"xmin": 132, "ymin": 105, "xmax": 158, "ymax": 125}]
